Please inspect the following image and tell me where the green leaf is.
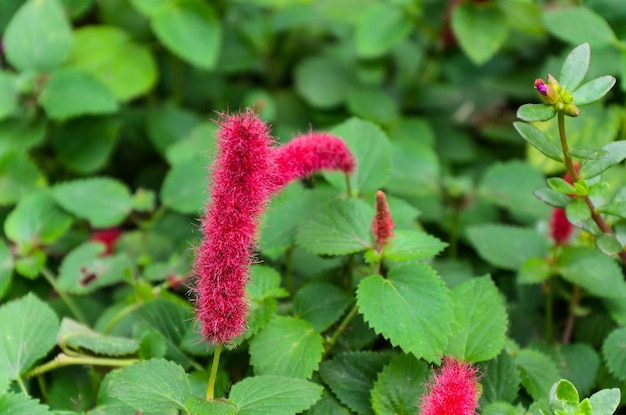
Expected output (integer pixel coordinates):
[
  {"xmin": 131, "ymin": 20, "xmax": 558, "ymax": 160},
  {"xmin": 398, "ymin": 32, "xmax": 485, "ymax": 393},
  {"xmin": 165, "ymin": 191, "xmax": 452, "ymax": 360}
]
[
  {"xmin": 388, "ymin": 132, "xmax": 439, "ymax": 198},
  {"xmin": 544, "ymin": 7, "xmax": 617, "ymax": 47},
  {"xmin": 559, "ymin": 343, "xmax": 600, "ymax": 397},
  {"xmin": 602, "ymin": 326, "xmax": 626, "ymax": 382},
  {"xmin": 480, "ymin": 402, "xmax": 519, "ymax": 415},
  {"xmin": 247, "ymin": 265, "xmax": 287, "ymax": 301},
  {"xmin": 4, "ymin": 190, "xmax": 73, "ymax": 246},
  {"xmin": 296, "ymin": 198, "xmax": 373, "ymax": 256},
  {"xmin": 0, "ymin": 240, "xmax": 13, "ymax": 301},
  {"xmin": 0, "ymin": 393, "xmax": 53, "ymax": 415},
  {"xmin": 3, "ymin": 0, "xmax": 73, "ymax": 71},
  {"xmin": 58, "ymin": 243, "xmax": 131, "ymax": 294},
  {"xmin": 559, "ymin": 43, "xmax": 590, "ymax": 92},
  {"xmin": 319, "ymin": 351, "xmax": 392, "ymax": 415},
  {"xmin": 558, "ymin": 246, "xmax": 626, "ymax": 298},
  {"xmin": 565, "ymin": 198, "xmax": 591, "ymax": 226},
  {"xmin": 370, "ymin": 354, "xmax": 429, "ymax": 415},
  {"xmin": 547, "ymin": 177, "xmax": 576, "ymax": 194},
  {"xmin": 479, "ymin": 352, "xmax": 521, "ymax": 405},
  {"xmin": 445, "ymin": 276, "xmax": 507, "ymax": 362},
  {"xmin": 185, "ymin": 397, "xmax": 238, "ymax": 415},
  {"xmin": 229, "ymin": 375, "xmax": 323, "ymax": 415},
  {"xmin": 357, "ymin": 263, "xmax": 453, "ymax": 362},
  {"xmin": 249, "ymin": 317, "xmax": 324, "ymax": 379},
  {"xmin": 513, "ymin": 122, "xmax": 562, "ymax": 162},
  {"xmin": 107, "ymin": 359, "xmax": 192, "ymax": 413},
  {"xmin": 0, "ymin": 116, "xmax": 46, "ymax": 156},
  {"xmin": 383, "ymin": 230, "xmax": 448, "ymax": 262},
  {"xmin": 516, "ymin": 104, "xmax": 556, "ymax": 122},
  {"xmin": 555, "ymin": 379, "xmax": 579, "ymax": 404},
  {"xmin": 347, "ymin": 87, "xmax": 399, "ymax": 125},
  {"xmin": 588, "ymin": 181, "xmax": 609, "ymax": 197},
  {"xmin": 66, "ymin": 25, "xmax": 157, "ymax": 101},
  {"xmin": 39, "ymin": 68, "xmax": 118, "ymax": 121},
  {"xmin": 451, "ymin": 2, "xmax": 508, "ymax": 65},
  {"xmin": 533, "ymin": 187, "xmax": 571, "ymax": 208},
  {"xmin": 15, "ymin": 249, "xmax": 46, "ymax": 279},
  {"xmin": 52, "ymin": 177, "xmax": 133, "ymax": 227},
  {"xmin": 515, "ymin": 349, "xmax": 560, "ymax": 400},
  {"xmin": 0, "ymin": 293, "xmax": 60, "ymax": 379},
  {"xmin": 160, "ymin": 155, "xmax": 208, "ymax": 214},
  {"xmin": 517, "ymin": 257, "xmax": 551, "ymax": 285},
  {"xmin": 58, "ymin": 318, "xmax": 139, "ymax": 356},
  {"xmin": 293, "ymin": 283, "xmax": 351, "ymax": 332},
  {"xmin": 466, "ymin": 224, "xmax": 549, "ymax": 271},
  {"xmin": 355, "ymin": 4, "xmax": 411, "ymax": 58},
  {"xmin": 589, "ymin": 388, "xmax": 621, "ymax": 415},
  {"xmin": 580, "ymin": 141, "xmax": 626, "ymax": 179},
  {"xmin": 573, "ymin": 76, "xmax": 616, "ymax": 106},
  {"xmin": 598, "ymin": 201, "xmax": 626, "ymax": 219},
  {"xmin": 325, "ymin": 117, "xmax": 393, "ymax": 195},
  {"xmin": 595, "ymin": 233, "xmax": 623, "ymax": 256},
  {"xmin": 50, "ymin": 116, "xmax": 121, "ymax": 174},
  {"xmin": 294, "ymin": 55, "xmax": 353, "ymax": 108},
  {"xmin": 146, "ymin": 102, "xmax": 200, "ymax": 154},
  {"xmin": 306, "ymin": 391, "xmax": 351, "ymax": 415},
  {"xmin": 567, "ymin": 147, "xmax": 609, "ymax": 160},
  {"xmin": 0, "ymin": 150, "xmax": 46, "ymax": 206},
  {"xmin": 0, "ymin": 72, "xmax": 17, "ymax": 121},
  {"xmin": 151, "ymin": 1, "xmax": 222, "ymax": 69}
]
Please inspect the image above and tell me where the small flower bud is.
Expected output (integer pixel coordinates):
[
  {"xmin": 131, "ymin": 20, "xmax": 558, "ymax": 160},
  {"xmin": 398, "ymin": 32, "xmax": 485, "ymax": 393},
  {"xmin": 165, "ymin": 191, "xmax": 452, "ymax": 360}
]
[
  {"xmin": 564, "ymin": 103, "xmax": 580, "ymax": 117},
  {"xmin": 534, "ymin": 78, "xmax": 560, "ymax": 104}
]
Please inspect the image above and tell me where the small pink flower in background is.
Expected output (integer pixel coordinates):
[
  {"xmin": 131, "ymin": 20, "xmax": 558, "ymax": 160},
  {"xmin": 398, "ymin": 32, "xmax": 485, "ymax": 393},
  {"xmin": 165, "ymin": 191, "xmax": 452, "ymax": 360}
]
[
  {"xmin": 194, "ymin": 110, "xmax": 276, "ymax": 345},
  {"xmin": 372, "ymin": 190, "xmax": 394, "ymax": 252},
  {"xmin": 420, "ymin": 357, "xmax": 481, "ymax": 415},
  {"xmin": 550, "ymin": 208, "xmax": 573, "ymax": 245},
  {"xmin": 271, "ymin": 132, "xmax": 355, "ymax": 190},
  {"xmin": 90, "ymin": 228, "xmax": 122, "ymax": 255}
]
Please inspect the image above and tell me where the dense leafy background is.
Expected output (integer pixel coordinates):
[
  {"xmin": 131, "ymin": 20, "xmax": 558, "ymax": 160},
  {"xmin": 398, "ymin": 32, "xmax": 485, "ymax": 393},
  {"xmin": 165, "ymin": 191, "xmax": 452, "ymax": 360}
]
[{"xmin": 1, "ymin": 0, "xmax": 626, "ymax": 414}]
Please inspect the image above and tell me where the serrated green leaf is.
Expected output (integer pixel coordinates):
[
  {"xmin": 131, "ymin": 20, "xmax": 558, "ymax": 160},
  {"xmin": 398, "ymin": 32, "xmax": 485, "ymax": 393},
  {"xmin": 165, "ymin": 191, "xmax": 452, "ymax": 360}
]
[
  {"xmin": 58, "ymin": 242, "xmax": 130, "ymax": 294},
  {"xmin": 574, "ymin": 76, "xmax": 616, "ymax": 106},
  {"xmin": 249, "ymin": 317, "xmax": 323, "ymax": 379},
  {"xmin": 602, "ymin": 327, "xmax": 626, "ymax": 382},
  {"xmin": 229, "ymin": 375, "xmax": 323, "ymax": 415},
  {"xmin": 516, "ymin": 349, "xmax": 560, "ymax": 400},
  {"xmin": 57, "ymin": 318, "xmax": 139, "ymax": 356},
  {"xmin": 451, "ymin": 2, "xmax": 508, "ymax": 65},
  {"xmin": 513, "ymin": 122, "xmax": 562, "ymax": 162},
  {"xmin": 544, "ymin": 8, "xmax": 617, "ymax": 47},
  {"xmin": 66, "ymin": 25, "xmax": 157, "ymax": 101},
  {"xmin": 557, "ymin": 246, "xmax": 626, "ymax": 298},
  {"xmin": 357, "ymin": 263, "xmax": 452, "ymax": 362},
  {"xmin": 185, "ymin": 397, "xmax": 238, "ymax": 415},
  {"xmin": 39, "ymin": 68, "xmax": 118, "ymax": 121},
  {"xmin": 559, "ymin": 43, "xmax": 590, "ymax": 92},
  {"xmin": 516, "ymin": 104, "xmax": 556, "ymax": 122},
  {"xmin": 3, "ymin": 0, "xmax": 73, "ymax": 71},
  {"xmin": 293, "ymin": 283, "xmax": 350, "ymax": 332},
  {"xmin": 0, "ymin": 393, "xmax": 54, "ymax": 415},
  {"xmin": 479, "ymin": 352, "xmax": 521, "ymax": 405},
  {"xmin": 533, "ymin": 187, "xmax": 571, "ymax": 208},
  {"xmin": 595, "ymin": 233, "xmax": 623, "ymax": 256},
  {"xmin": 589, "ymin": 388, "xmax": 621, "ymax": 415},
  {"xmin": 325, "ymin": 117, "xmax": 392, "ymax": 195},
  {"xmin": 296, "ymin": 198, "xmax": 373, "ymax": 256},
  {"xmin": 370, "ymin": 354, "xmax": 428, "ymax": 415},
  {"xmin": 383, "ymin": 230, "xmax": 447, "ymax": 261},
  {"xmin": 355, "ymin": 4, "xmax": 411, "ymax": 58},
  {"xmin": 565, "ymin": 198, "xmax": 591, "ymax": 226},
  {"xmin": 446, "ymin": 276, "xmax": 507, "ymax": 362},
  {"xmin": 107, "ymin": 359, "xmax": 191, "ymax": 413},
  {"xmin": 319, "ymin": 351, "xmax": 392, "ymax": 415},
  {"xmin": 160, "ymin": 155, "xmax": 207, "ymax": 214},
  {"xmin": 4, "ymin": 190, "xmax": 73, "ymax": 246},
  {"xmin": 53, "ymin": 177, "xmax": 133, "ymax": 227},
  {"xmin": 580, "ymin": 141, "xmax": 626, "ymax": 179},
  {"xmin": 466, "ymin": 224, "xmax": 549, "ymax": 271},
  {"xmin": 306, "ymin": 391, "xmax": 351, "ymax": 415},
  {"xmin": 151, "ymin": 1, "xmax": 221, "ymax": 69},
  {"xmin": 0, "ymin": 293, "xmax": 60, "ymax": 379}
]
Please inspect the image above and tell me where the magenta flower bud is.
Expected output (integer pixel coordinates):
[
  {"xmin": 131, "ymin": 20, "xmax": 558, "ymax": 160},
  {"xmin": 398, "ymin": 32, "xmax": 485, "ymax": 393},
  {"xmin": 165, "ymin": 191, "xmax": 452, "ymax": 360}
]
[
  {"xmin": 534, "ymin": 78, "xmax": 560, "ymax": 105},
  {"xmin": 372, "ymin": 190, "xmax": 394, "ymax": 252}
]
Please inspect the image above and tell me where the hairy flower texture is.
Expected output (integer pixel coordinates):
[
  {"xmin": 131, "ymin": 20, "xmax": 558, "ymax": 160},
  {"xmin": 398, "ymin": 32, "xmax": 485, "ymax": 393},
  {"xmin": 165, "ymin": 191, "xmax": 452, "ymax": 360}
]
[
  {"xmin": 373, "ymin": 190, "xmax": 394, "ymax": 252},
  {"xmin": 194, "ymin": 110, "xmax": 276, "ymax": 344},
  {"xmin": 271, "ymin": 132, "xmax": 355, "ymax": 190},
  {"xmin": 420, "ymin": 357, "xmax": 481, "ymax": 415}
]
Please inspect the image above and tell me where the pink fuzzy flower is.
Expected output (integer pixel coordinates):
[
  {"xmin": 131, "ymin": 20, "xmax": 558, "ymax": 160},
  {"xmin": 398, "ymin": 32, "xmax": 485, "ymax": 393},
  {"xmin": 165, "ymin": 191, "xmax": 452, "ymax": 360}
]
[
  {"xmin": 549, "ymin": 208, "xmax": 573, "ymax": 245},
  {"xmin": 420, "ymin": 357, "xmax": 481, "ymax": 415},
  {"xmin": 372, "ymin": 190, "xmax": 394, "ymax": 252},
  {"xmin": 271, "ymin": 132, "xmax": 355, "ymax": 190},
  {"xmin": 194, "ymin": 110, "xmax": 276, "ymax": 344}
]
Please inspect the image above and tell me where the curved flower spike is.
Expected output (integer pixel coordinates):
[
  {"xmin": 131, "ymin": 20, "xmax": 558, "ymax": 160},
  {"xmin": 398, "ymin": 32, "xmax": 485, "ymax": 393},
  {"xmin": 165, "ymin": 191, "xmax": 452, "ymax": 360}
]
[{"xmin": 420, "ymin": 357, "xmax": 482, "ymax": 415}]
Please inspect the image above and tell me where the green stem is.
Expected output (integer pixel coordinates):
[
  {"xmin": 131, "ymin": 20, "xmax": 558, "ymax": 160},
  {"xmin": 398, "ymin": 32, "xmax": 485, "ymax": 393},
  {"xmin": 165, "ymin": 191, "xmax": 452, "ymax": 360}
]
[
  {"xmin": 25, "ymin": 354, "xmax": 138, "ymax": 378},
  {"xmin": 324, "ymin": 304, "xmax": 359, "ymax": 355},
  {"xmin": 345, "ymin": 174, "xmax": 352, "ymax": 197},
  {"xmin": 562, "ymin": 284, "xmax": 582, "ymax": 345},
  {"xmin": 101, "ymin": 302, "xmax": 142, "ymax": 335},
  {"xmin": 41, "ymin": 267, "xmax": 88, "ymax": 325},
  {"xmin": 206, "ymin": 342, "xmax": 223, "ymax": 400},
  {"xmin": 16, "ymin": 376, "xmax": 28, "ymax": 395}
]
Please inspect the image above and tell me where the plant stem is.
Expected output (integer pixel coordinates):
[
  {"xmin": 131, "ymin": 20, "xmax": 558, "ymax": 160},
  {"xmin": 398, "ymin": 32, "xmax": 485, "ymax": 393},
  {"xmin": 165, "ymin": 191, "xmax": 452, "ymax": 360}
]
[
  {"xmin": 16, "ymin": 376, "xmax": 28, "ymax": 395},
  {"xmin": 562, "ymin": 284, "xmax": 582, "ymax": 345},
  {"xmin": 345, "ymin": 174, "xmax": 352, "ymax": 197},
  {"xmin": 41, "ymin": 267, "xmax": 88, "ymax": 325},
  {"xmin": 25, "ymin": 354, "xmax": 138, "ymax": 378},
  {"xmin": 557, "ymin": 112, "xmax": 626, "ymax": 263},
  {"xmin": 324, "ymin": 303, "xmax": 359, "ymax": 355},
  {"xmin": 206, "ymin": 342, "xmax": 223, "ymax": 400}
]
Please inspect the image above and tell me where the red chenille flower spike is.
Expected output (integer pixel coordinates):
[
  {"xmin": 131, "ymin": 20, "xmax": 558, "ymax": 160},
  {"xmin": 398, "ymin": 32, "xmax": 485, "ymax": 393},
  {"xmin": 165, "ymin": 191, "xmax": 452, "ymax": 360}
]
[
  {"xmin": 372, "ymin": 190, "xmax": 394, "ymax": 252},
  {"xmin": 420, "ymin": 357, "xmax": 481, "ymax": 415}
]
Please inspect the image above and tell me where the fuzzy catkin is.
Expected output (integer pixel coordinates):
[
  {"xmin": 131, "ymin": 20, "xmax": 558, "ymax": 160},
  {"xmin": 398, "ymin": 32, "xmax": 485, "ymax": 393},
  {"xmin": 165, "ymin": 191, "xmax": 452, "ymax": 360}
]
[{"xmin": 420, "ymin": 357, "xmax": 481, "ymax": 415}]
